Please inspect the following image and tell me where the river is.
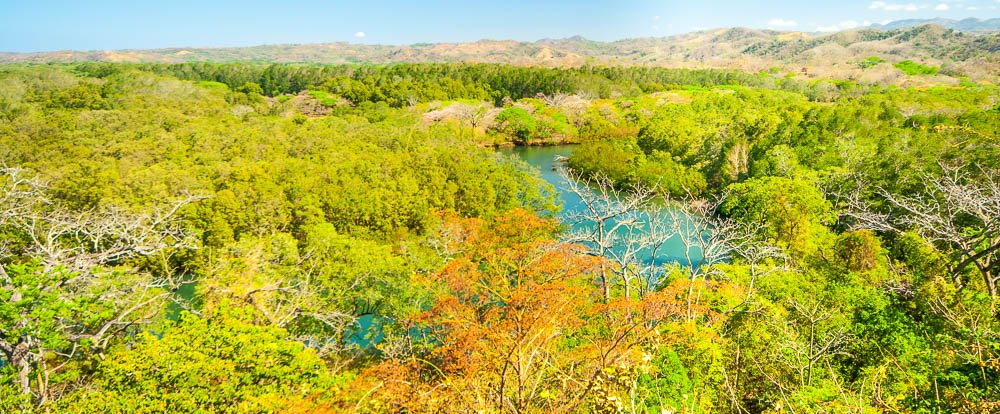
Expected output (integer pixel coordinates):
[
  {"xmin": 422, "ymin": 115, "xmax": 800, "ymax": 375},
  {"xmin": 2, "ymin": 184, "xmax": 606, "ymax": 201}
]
[{"xmin": 500, "ymin": 144, "xmax": 704, "ymax": 268}]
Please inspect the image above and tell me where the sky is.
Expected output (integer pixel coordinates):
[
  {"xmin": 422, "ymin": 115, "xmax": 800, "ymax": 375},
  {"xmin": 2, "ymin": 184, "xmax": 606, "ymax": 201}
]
[{"xmin": 1, "ymin": 0, "xmax": 998, "ymax": 52}]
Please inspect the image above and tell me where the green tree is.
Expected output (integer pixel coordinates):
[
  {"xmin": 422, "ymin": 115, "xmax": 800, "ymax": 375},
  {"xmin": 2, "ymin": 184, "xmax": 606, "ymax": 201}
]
[
  {"xmin": 721, "ymin": 176, "xmax": 834, "ymax": 254},
  {"xmin": 493, "ymin": 107, "xmax": 538, "ymax": 142},
  {"xmin": 57, "ymin": 307, "xmax": 334, "ymax": 413}
]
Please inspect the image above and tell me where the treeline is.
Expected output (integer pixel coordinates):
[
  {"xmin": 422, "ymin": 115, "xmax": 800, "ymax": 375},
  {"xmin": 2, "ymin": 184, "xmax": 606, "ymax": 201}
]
[{"xmin": 68, "ymin": 61, "xmax": 856, "ymax": 106}]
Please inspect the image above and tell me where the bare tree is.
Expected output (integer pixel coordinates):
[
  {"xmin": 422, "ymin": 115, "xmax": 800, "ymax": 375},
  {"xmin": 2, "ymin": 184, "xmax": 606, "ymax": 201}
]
[
  {"xmin": 0, "ymin": 166, "xmax": 206, "ymax": 403},
  {"xmin": 629, "ymin": 208, "xmax": 680, "ymax": 297},
  {"xmin": 663, "ymin": 194, "xmax": 766, "ymax": 320},
  {"xmin": 205, "ymin": 242, "xmax": 363, "ymax": 365},
  {"xmin": 454, "ymin": 101, "xmax": 490, "ymax": 135},
  {"xmin": 0, "ymin": 166, "xmax": 44, "ymax": 282},
  {"xmin": 784, "ymin": 299, "xmax": 851, "ymax": 387},
  {"xmin": 537, "ymin": 92, "xmax": 573, "ymax": 108},
  {"xmin": 843, "ymin": 164, "xmax": 1000, "ymax": 296},
  {"xmin": 538, "ymin": 93, "xmax": 590, "ymax": 129},
  {"xmin": 559, "ymin": 166, "xmax": 773, "ymax": 309},
  {"xmin": 249, "ymin": 274, "xmax": 358, "ymax": 362},
  {"xmin": 559, "ymin": 169, "xmax": 674, "ymax": 301}
]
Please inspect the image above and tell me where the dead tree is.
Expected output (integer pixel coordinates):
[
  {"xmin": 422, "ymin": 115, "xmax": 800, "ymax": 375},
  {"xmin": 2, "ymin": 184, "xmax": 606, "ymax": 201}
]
[
  {"xmin": 560, "ymin": 169, "xmax": 674, "ymax": 301},
  {"xmin": 730, "ymin": 237, "xmax": 788, "ymax": 305},
  {"xmin": 843, "ymin": 164, "xmax": 1000, "ymax": 297},
  {"xmin": 0, "ymin": 166, "xmax": 206, "ymax": 403},
  {"xmin": 538, "ymin": 93, "xmax": 590, "ymax": 129},
  {"xmin": 454, "ymin": 102, "xmax": 490, "ymax": 137},
  {"xmin": 203, "ymin": 241, "xmax": 360, "ymax": 364},
  {"xmin": 662, "ymin": 193, "xmax": 771, "ymax": 321},
  {"xmin": 560, "ymin": 166, "xmax": 773, "ymax": 308}
]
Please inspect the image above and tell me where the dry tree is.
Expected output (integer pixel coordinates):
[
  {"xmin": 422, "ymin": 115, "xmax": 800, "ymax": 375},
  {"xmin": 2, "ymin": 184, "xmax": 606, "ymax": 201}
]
[
  {"xmin": 0, "ymin": 166, "xmax": 207, "ymax": 402},
  {"xmin": 843, "ymin": 164, "xmax": 1000, "ymax": 297}
]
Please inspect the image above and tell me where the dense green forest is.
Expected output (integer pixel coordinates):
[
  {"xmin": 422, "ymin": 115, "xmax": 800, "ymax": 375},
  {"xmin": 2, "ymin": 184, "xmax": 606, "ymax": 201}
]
[{"xmin": 1, "ymin": 62, "xmax": 998, "ymax": 413}]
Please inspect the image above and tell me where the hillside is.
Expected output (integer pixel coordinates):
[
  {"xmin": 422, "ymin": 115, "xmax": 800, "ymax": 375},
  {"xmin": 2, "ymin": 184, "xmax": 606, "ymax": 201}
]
[{"xmin": 1, "ymin": 24, "xmax": 998, "ymax": 84}]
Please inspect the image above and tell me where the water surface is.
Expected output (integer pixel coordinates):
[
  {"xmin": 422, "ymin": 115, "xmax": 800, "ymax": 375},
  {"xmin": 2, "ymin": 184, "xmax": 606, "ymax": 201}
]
[{"xmin": 501, "ymin": 145, "xmax": 704, "ymax": 267}]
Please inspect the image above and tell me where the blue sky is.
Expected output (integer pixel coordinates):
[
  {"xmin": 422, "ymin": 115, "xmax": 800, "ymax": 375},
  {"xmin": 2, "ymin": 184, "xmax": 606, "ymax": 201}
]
[{"xmin": 1, "ymin": 0, "xmax": 997, "ymax": 52}]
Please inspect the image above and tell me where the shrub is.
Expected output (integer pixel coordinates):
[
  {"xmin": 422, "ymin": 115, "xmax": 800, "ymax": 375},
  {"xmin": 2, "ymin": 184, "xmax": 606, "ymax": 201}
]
[
  {"xmin": 894, "ymin": 60, "xmax": 939, "ymax": 76},
  {"xmin": 859, "ymin": 56, "xmax": 883, "ymax": 69}
]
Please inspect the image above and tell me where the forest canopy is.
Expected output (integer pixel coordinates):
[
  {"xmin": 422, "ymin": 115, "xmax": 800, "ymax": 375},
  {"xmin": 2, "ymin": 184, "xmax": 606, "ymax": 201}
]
[{"xmin": 1, "ymin": 62, "xmax": 998, "ymax": 413}]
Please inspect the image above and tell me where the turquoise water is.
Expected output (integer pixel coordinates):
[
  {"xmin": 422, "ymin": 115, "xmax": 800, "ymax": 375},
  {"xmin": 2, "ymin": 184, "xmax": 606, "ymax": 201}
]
[{"xmin": 500, "ymin": 145, "xmax": 704, "ymax": 268}]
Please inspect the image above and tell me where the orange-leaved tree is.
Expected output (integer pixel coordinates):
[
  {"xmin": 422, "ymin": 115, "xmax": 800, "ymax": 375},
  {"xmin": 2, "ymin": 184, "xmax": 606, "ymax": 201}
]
[{"xmin": 348, "ymin": 209, "xmax": 685, "ymax": 413}]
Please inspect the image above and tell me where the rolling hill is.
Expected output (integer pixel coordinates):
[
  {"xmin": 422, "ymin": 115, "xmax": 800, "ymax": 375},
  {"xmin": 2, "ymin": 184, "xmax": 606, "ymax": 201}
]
[{"xmin": 2, "ymin": 24, "xmax": 998, "ymax": 84}]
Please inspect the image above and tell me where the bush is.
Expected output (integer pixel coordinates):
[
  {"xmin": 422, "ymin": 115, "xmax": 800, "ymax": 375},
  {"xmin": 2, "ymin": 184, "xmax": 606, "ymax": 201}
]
[
  {"xmin": 859, "ymin": 56, "xmax": 883, "ymax": 69},
  {"xmin": 56, "ymin": 308, "xmax": 334, "ymax": 413},
  {"xmin": 834, "ymin": 230, "xmax": 883, "ymax": 272},
  {"xmin": 493, "ymin": 107, "xmax": 538, "ymax": 141},
  {"xmin": 894, "ymin": 60, "xmax": 939, "ymax": 76}
]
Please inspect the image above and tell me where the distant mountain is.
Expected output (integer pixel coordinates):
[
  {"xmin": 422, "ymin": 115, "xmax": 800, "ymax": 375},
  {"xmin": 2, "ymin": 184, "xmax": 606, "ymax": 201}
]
[
  {"xmin": 872, "ymin": 18, "xmax": 1000, "ymax": 32},
  {"xmin": 1, "ymin": 25, "xmax": 997, "ymax": 84}
]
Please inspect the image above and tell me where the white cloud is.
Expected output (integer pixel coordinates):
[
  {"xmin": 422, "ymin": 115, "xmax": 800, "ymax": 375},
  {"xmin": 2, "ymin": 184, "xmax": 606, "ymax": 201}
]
[
  {"xmin": 868, "ymin": 1, "xmax": 925, "ymax": 11},
  {"xmin": 817, "ymin": 20, "xmax": 861, "ymax": 32},
  {"xmin": 354, "ymin": 31, "xmax": 366, "ymax": 38},
  {"xmin": 934, "ymin": 3, "xmax": 950, "ymax": 10},
  {"xmin": 652, "ymin": 15, "xmax": 661, "ymax": 21},
  {"xmin": 966, "ymin": 5, "xmax": 980, "ymax": 10},
  {"xmin": 767, "ymin": 18, "xmax": 799, "ymax": 28}
]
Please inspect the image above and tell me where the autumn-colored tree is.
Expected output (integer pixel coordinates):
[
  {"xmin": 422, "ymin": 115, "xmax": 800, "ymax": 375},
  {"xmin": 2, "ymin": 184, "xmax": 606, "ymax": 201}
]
[{"xmin": 346, "ymin": 210, "xmax": 683, "ymax": 413}]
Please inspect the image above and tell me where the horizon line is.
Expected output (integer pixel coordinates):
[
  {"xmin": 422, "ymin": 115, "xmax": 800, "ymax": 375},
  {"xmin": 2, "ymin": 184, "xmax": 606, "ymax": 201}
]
[{"xmin": 2, "ymin": 19, "xmax": 996, "ymax": 55}]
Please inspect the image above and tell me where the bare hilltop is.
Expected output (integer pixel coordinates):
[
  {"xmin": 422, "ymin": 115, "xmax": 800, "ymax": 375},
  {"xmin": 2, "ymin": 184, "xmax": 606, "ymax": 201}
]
[{"xmin": 2, "ymin": 21, "xmax": 999, "ymax": 84}]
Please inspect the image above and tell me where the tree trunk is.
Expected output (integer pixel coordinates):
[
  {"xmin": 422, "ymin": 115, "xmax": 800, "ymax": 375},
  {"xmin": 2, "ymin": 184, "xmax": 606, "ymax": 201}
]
[
  {"xmin": 12, "ymin": 340, "xmax": 32, "ymax": 396},
  {"xmin": 600, "ymin": 263, "xmax": 610, "ymax": 302},
  {"xmin": 602, "ymin": 274, "xmax": 610, "ymax": 302},
  {"xmin": 622, "ymin": 273, "xmax": 630, "ymax": 300}
]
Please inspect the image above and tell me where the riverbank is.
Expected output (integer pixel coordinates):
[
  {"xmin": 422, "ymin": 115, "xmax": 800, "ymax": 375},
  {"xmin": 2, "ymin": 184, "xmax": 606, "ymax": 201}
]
[{"xmin": 486, "ymin": 135, "xmax": 582, "ymax": 149}]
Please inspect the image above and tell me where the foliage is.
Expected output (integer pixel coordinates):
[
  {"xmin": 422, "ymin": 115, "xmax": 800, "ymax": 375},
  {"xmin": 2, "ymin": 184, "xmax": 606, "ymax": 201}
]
[
  {"xmin": 57, "ymin": 307, "xmax": 335, "ymax": 413},
  {"xmin": 895, "ymin": 60, "xmax": 939, "ymax": 76},
  {"xmin": 354, "ymin": 210, "xmax": 686, "ymax": 412},
  {"xmin": 721, "ymin": 176, "xmax": 834, "ymax": 253},
  {"xmin": 493, "ymin": 107, "xmax": 538, "ymax": 141},
  {"xmin": 859, "ymin": 56, "xmax": 884, "ymax": 69},
  {"xmin": 0, "ymin": 62, "xmax": 998, "ymax": 413}
]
